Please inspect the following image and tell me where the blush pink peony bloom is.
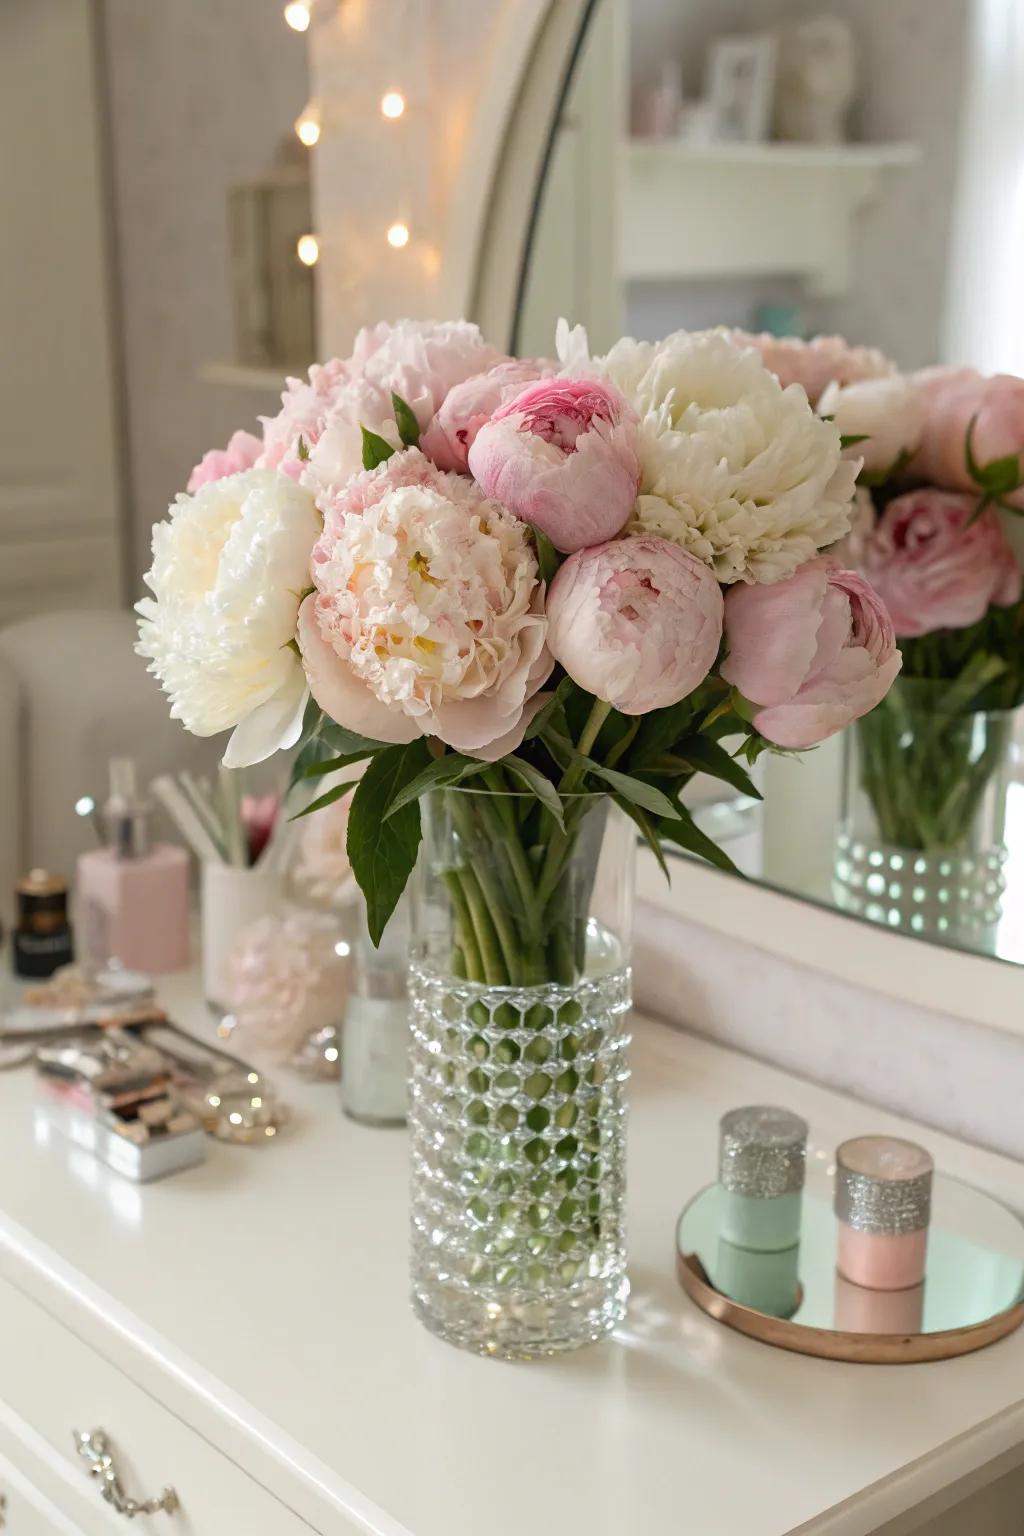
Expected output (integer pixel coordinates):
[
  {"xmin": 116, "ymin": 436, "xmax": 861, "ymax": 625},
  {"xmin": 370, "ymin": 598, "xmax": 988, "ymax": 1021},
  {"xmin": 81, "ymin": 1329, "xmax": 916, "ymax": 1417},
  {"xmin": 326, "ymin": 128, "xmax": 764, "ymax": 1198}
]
[
  {"xmin": 261, "ymin": 320, "xmax": 502, "ymax": 486},
  {"xmin": 733, "ymin": 331, "xmax": 895, "ymax": 407},
  {"xmin": 911, "ymin": 367, "xmax": 1024, "ymax": 509},
  {"xmin": 420, "ymin": 358, "xmax": 555, "ymax": 473},
  {"xmin": 302, "ymin": 320, "xmax": 503, "ymax": 497},
  {"xmin": 721, "ymin": 557, "xmax": 902, "ymax": 749},
  {"xmin": 187, "ymin": 430, "xmax": 263, "ymax": 492},
  {"xmin": 545, "ymin": 536, "xmax": 723, "ymax": 713},
  {"xmin": 259, "ymin": 358, "xmax": 351, "ymax": 480},
  {"xmin": 468, "ymin": 378, "xmax": 640, "ymax": 553},
  {"xmin": 859, "ymin": 489, "xmax": 1022, "ymax": 637},
  {"xmin": 299, "ymin": 449, "xmax": 552, "ymax": 757}
]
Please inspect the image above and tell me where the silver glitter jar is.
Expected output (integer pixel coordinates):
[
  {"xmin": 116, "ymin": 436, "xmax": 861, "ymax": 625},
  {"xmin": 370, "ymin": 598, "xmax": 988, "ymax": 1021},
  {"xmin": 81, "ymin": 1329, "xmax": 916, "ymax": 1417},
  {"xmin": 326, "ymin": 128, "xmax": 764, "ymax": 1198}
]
[
  {"xmin": 718, "ymin": 1105, "xmax": 808, "ymax": 1253},
  {"xmin": 835, "ymin": 1136, "xmax": 934, "ymax": 1290}
]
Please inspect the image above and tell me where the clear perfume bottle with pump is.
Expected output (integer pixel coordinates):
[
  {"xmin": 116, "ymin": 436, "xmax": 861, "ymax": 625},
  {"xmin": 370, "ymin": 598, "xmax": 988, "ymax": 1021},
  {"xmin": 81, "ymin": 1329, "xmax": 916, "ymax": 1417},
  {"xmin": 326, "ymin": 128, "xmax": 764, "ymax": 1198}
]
[{"xmin": 76, "ymin": 758, "xmax": 190, "ymax": 974}]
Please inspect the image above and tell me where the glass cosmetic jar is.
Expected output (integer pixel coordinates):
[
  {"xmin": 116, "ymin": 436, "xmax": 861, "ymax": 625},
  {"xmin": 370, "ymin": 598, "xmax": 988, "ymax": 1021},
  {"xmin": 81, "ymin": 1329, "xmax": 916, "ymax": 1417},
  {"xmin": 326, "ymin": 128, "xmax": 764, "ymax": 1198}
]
[
  {"xmin": 718, "ymin": 1105, "xmax": 808, "ymax": 1253},
  {"xmin": 834, "ymin": 1135, "xmax": 934, "ymax": 1291}
]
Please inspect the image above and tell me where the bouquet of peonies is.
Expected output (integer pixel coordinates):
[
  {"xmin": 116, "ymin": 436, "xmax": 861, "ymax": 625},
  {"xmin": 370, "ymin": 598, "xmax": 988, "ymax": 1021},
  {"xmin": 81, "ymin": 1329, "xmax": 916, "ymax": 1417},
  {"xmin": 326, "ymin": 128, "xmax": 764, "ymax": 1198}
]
[
  {"xmin": 137, "ymin": 319, "xmax": 903, "ymax": 970},
  {"xmin": 137, "ymin": 320, "xmax": 902, "ymax": 952},
  {"xmin": 749, "ymin": 339, "xmax": 1024, "ymax": 860}
]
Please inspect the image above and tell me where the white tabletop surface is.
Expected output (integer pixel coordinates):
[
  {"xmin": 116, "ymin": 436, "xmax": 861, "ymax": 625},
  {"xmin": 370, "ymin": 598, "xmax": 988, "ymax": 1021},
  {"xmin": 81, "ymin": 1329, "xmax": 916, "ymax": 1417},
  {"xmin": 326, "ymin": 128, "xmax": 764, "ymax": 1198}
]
[{"xmin": 1, "ymin": 972, "xmax": 1023, "ymax": 1536}]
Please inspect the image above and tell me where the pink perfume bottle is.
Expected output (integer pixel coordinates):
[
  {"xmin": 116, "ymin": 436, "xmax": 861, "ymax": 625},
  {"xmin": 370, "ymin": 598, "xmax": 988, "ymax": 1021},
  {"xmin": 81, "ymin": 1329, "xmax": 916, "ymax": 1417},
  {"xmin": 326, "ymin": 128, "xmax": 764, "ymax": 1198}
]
[{"xmin": 76, "ymin": 759, "xmax": 190, "ymax": 974}]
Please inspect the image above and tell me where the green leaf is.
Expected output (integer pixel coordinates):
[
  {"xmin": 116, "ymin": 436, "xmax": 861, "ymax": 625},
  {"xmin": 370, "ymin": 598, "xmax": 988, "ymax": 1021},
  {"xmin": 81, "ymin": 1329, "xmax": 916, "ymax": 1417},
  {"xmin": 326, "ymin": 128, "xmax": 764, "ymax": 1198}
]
[
  {"xmin": 320, "ymin": 721, "xmax": 393, "ymax": 756},
  {"xmin": 391, "ymin": 392, "xmax": 421, "ymax": 448},
  {"xmin": 672, "ymin": 735, "xmax": 763, "ymax": 800},
  {"xmin": 629, "ymin": 700, "xmax": 696, "ymax": 768},
  {"xmin": 361, "ymin": 426, "xmax": 396, "ymax": 471},
  {"xmin": 383, "ymin": 753, "xmax": 488, "ymax": 819},
  {"xmin": 289, "ymin": 779, "xmax": 361, "ymax": 821},
  {"xmin": 296, "ymin": 435, "xmax": 310, "ymax": 463},
  {"xmin": 727, "ymin": 687, "xmax": 759, "ymax": 724},
  {"xmin": 526, "ymin": 523, "xmax": 560, "ymax": 586},
  {"xmin": 612, "ymin": 795, "xmax": 670, "ymax": 882},
  {"xmin": 501, "ymin": 756, "xmax": 565, "ymax": 831},
  {"xmin": 581, "ymin": 760, "xmax": 683, "ymax": 821},
  {"xmin": 965, "ymin": 415, "xmax": 1022, "ymax": 496},
  {"xmin": 347, "ymin": 739, "xmax": 433, "ymax": 944},
  {"xmin": 659, "ymin": 806, "xmax": 740, "ymax": 875},
  {"xmin": 522, "ymin": 676, "xmax": 574, "ymax": 741},
  {"xmin": 839, "ymin": 433, "xmax": 870, "ymax": 450},
  {"xmin": 300, "ymin": 750, "xmax": 374, "ymax": 780}
]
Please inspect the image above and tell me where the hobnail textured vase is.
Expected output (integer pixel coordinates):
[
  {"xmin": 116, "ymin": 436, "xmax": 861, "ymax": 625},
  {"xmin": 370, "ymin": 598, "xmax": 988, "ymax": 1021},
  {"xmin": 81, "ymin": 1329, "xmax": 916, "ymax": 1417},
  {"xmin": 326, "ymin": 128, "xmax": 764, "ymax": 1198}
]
[
  {"xmin": 408, "ymin": 790, "xmax": 634, "ymax": 1357},
  {"xmin": 833, "ymin": 683, "xmax": 1019, "ymax": 950}
]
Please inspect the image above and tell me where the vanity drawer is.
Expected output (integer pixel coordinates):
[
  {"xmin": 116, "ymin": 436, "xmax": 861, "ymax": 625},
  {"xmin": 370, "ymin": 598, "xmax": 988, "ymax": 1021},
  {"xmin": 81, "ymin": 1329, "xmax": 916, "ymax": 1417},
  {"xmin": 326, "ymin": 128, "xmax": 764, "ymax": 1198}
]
[{"xmin": 0, "ymin": 1278, "xmax": 311, "ymax": 1535}]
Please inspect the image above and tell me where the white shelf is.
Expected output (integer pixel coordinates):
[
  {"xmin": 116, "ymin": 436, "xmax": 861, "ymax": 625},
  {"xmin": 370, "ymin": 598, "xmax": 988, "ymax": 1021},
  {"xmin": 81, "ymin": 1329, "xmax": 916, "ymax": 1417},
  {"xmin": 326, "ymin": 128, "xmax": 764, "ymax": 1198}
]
[{"xmin": 622, "ymin": 139, "xmax": 920, "ymax": 296}]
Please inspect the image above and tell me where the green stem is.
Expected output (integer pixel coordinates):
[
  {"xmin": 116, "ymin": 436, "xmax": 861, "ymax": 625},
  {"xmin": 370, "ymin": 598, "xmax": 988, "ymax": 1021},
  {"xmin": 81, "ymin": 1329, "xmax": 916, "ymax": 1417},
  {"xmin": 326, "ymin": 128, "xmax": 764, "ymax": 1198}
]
[
  {"xmin": 460, "ymin": 866, "xmax": 509, "ymax": 985},
  {"xmin": 441, "ymin": 870, "xmax": 483, "ymax": 981},
  {"xmin": 448, "ymin": 792, "xmax": 523, "ymax": 980},
  {"xmin": 604, "ymin": 718, "xmax": 639, "ymax": 770}
]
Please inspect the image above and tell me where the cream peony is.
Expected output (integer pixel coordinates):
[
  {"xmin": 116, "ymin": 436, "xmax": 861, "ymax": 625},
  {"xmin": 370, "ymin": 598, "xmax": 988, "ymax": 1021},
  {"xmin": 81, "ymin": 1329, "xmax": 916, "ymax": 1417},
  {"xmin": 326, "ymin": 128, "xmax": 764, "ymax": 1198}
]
[
  {"xmin": 817, "ymin": 374, "xmax": 924, "ymax": 479},
  {"xmin": 136, "ymin": 469, "xmax": 321, "ymax": 767},
  {"xmin": 601, "ymin": 329, "xmax": 858, "ymax": 585},
  {"xmin": 301, "ymin": 450, "xmax": 551, "ymax": 757}
]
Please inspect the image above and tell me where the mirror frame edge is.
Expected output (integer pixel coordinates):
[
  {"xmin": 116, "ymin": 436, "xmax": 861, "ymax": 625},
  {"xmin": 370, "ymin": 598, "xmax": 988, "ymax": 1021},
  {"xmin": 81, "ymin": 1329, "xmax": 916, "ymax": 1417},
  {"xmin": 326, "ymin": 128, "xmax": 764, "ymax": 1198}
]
[{"xmin": 637, "ymin": 850, "xmax": 1023, "ymax": 1041}]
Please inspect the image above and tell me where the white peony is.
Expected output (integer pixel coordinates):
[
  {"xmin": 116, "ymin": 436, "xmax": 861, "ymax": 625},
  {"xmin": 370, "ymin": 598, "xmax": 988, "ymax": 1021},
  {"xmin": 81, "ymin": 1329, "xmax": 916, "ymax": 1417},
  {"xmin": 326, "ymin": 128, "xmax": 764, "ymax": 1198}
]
[
  {"xmin": 817, "ymin": 374, "xmax": 924, "ymax": 479},
  {"xmin": 136, "ymin": 469, "xmax": 321, "ymax": 767},
  {"xmin": 597, "ymin": 328, "xmax": 859, "ymax": 585}
]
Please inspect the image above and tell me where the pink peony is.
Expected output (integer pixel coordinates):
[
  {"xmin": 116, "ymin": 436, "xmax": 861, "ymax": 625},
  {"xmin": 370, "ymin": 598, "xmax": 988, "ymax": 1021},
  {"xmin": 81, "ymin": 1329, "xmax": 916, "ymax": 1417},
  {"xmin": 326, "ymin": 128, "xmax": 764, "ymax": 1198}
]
[
  {"xmin": 859, "ymin": 489, "xmax": 1022, "ymax": 637},
  {"xmin": 911, "ymin": 367, "xmax": 1024, "ymax": 509},
  {"xmin": 187, "ymin": 430, "xmax": 262, "ymax": 492},
  {"xmin": 299, "ymin": 449, "xmax": 552, "ymax": 757},
  {"xmin": 261, "ymin": 320, "xmax": 502, "ymax": 488},
  {"xmin": 545, "ymin": 536, "xmax": 723, "ymax": 713},
  {"xmin": 259, "ymin": 358, "xmax": 350, "ymax": 480},
  {"xmin": 420, "ymin": 358, "xmax": 555, "ymax": 473},
  {"xmin": 721, "ymin": 557, "xmax": 902, "ymax": 749},
  {"xmin": 302, "ymin": 320, "xmax": 503, "ymax": 497},
  {"xmin": 468, "ymin": 378, "xmax": 640, "ymax": 553},
  {"xmin": 733, "ymin": 331, "xmax": 895, "ymax": 407}
]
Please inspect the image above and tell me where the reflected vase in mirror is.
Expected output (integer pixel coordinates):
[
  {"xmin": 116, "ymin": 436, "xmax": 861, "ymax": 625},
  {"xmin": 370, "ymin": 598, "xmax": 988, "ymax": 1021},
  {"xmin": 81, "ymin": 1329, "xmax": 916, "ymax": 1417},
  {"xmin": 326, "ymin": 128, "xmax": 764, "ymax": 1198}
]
[
  {"xmin": 835, "ymin": 679, "xmax": 1020, "ymax": 947},
  {"xmin": 408, "ymin": 791, "xmax": 634, "ymax": 1358}
]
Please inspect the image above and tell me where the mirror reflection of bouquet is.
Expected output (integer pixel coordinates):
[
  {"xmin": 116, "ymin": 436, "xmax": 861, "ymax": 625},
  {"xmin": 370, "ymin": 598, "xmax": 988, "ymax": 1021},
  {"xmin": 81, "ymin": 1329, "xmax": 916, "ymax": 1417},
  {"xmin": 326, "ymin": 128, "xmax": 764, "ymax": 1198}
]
[{"xmin": 758, "ymin": 344, "xmax": 1024, "ymax": 937}]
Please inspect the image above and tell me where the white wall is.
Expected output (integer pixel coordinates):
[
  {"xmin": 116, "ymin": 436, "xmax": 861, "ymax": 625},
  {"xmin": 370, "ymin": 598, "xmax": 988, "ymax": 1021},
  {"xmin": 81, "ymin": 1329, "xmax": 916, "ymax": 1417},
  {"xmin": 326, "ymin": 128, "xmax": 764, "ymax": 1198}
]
[
  {"xmin": 627, "ymin": 0, "xmax": 971, "ymax": 367},
  {"xmin": 100, "ymin": 1, "xmax": 309, "ymax": 586}
]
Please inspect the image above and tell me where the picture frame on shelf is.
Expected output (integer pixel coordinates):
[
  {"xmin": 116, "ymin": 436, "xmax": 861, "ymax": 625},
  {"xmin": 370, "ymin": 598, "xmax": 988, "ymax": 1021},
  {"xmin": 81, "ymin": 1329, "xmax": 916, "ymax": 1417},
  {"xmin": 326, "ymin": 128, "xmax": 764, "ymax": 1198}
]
[{"xmin": 705, "ymin": 33, "xmax": 777, "ymax": 144}]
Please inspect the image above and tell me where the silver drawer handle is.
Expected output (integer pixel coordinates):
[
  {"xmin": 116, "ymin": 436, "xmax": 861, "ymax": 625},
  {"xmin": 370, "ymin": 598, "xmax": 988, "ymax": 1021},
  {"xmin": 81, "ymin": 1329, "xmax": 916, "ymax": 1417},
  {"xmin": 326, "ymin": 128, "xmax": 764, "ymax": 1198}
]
[{"xmin": 73, "ymin": 1429, "xmax": 179, "ymax": 1519}]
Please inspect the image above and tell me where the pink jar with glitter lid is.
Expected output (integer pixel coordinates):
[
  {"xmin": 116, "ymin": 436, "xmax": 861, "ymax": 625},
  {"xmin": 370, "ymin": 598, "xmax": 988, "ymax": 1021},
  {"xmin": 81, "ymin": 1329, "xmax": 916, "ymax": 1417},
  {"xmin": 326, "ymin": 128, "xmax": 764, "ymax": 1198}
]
[{"xmin": 834, "ymin": 1136, "xmax": 934, "ymax": 1292}]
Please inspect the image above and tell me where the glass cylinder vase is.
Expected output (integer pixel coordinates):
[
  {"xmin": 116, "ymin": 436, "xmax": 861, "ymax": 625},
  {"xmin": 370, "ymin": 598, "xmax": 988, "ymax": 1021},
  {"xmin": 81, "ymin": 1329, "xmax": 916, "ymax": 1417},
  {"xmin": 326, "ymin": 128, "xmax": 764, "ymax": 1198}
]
[
  {"xmin": 408, "ymin": 789, "xmax": 634, "ymax": 1358},
  {"xmin": 833, "ymin": 679, "xmax": 1020, "ymax": 948}
]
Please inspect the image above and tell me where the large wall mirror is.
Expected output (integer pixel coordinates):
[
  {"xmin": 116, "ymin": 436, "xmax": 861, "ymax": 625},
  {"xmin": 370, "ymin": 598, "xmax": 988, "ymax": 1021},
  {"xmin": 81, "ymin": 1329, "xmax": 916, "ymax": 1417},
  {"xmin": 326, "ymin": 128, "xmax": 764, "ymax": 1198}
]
[{"xmin": 508, "ymin": 0, "xmax": 1024, "ymax": 989}]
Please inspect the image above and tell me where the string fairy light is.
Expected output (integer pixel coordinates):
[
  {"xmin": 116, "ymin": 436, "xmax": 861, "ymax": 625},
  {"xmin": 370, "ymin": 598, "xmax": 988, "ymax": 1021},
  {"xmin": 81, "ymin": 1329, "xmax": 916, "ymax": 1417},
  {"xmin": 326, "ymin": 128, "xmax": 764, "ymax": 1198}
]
[
  {"xmin": 296, "ymin": 233, "xmax": 320, "ymax": 266},
  {"xmin": 294, "ymin": 103, "xmax": 321, "ymax": 146},
  {"xmin": 386, "ymin": 222, "xmax": 410, "ymax": 250},
  {"xmin": 380, "ymin": 90, "xmax": 406, "ymax": 120},
  {"xmin": 283, "ymin": 2, "xmax": 311, "ymax": 32}
]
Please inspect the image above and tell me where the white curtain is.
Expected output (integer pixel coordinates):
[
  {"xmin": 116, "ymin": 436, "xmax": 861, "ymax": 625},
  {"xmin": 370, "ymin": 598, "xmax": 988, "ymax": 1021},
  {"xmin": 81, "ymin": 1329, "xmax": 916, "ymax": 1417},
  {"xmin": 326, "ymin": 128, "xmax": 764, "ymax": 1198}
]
[{"xmin": 943, "ymin": 0, "xmax": 1024, "ymax": 373}]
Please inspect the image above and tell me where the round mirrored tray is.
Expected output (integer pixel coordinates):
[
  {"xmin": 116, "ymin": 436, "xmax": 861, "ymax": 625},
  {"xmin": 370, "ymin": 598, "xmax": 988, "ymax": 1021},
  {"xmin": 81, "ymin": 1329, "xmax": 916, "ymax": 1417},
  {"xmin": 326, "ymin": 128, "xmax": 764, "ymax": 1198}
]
[{"xmin": 676, "ymin": 1162, "xmax": 1024, "ymax": 1363}]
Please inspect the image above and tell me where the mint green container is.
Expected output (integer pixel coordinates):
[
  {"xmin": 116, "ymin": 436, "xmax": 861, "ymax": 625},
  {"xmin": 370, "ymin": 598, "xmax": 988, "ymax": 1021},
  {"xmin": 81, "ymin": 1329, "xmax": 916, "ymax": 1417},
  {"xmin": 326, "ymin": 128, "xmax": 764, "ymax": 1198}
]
[{"xmin": 718, "ymin": 1106, "xmax": 808, "ymax": 1254}]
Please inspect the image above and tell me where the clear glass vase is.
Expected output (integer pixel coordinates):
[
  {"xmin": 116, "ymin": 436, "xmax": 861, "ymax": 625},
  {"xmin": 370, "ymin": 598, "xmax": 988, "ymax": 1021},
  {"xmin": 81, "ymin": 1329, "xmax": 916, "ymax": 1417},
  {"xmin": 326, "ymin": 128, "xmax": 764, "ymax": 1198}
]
[
  {"xmin": 408, "ymin": 789, "xmax": 634, "ymax": 1358},
  {"xmin": 833, "ymin": 679, "xmax": 1020, "ymax": 949}
]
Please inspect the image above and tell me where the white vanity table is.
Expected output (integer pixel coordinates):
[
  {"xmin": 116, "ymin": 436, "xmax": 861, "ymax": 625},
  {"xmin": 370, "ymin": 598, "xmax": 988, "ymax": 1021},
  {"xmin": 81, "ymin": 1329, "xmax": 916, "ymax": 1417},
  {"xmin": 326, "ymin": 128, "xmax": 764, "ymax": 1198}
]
[{"xmin": 1, "ymin": 975, "xmax": 1022, "ymax": 1536}]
